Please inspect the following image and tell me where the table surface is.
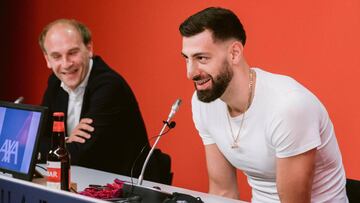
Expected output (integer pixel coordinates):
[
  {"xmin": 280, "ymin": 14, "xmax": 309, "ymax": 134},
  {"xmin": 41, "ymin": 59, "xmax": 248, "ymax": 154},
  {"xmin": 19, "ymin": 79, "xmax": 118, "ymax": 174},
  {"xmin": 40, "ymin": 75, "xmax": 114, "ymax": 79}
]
[{"xmin": 35, "ymin": 164, "xmax": 248, "ymax": 203}]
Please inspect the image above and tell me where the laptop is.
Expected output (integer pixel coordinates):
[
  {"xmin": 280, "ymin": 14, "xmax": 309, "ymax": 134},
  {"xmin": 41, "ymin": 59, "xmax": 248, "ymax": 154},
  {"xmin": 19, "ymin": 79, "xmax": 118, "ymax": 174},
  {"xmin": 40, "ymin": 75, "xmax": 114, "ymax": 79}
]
[{"xmin": 0, "ymin": 101, "xmax": 48, "ymax": 181}]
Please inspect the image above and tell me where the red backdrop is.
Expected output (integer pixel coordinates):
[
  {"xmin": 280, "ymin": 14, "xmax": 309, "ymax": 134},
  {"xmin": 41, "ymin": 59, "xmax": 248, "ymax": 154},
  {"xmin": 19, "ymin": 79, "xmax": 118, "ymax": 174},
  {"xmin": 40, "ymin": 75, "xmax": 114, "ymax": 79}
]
[{"xmin": 1, "ymin": 1, "xmax": 360, "ymax": 201}]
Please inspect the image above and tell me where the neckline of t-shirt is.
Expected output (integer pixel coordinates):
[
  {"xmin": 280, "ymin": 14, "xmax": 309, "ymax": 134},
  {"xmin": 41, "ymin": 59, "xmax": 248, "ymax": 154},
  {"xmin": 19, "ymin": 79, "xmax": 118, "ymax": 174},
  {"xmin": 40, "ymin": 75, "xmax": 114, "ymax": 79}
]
[{"xmin": 224, "ymin": 67, "xmax": 261, "ymax": 121}]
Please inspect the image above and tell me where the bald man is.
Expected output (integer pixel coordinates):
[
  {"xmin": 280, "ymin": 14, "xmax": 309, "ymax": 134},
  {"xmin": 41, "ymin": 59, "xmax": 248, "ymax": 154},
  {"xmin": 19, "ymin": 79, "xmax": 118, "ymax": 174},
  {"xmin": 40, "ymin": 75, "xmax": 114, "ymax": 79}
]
[{"xmin": 38, "ymin": 19, "xmax": 150, "ymax": 177}]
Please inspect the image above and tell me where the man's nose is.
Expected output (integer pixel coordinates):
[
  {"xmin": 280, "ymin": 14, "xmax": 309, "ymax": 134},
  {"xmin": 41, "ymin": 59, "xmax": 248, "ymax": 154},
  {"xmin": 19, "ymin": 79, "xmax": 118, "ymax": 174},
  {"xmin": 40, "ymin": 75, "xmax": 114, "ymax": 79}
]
[
  {"xmin": 186, "ymin": 60, "xmax": 199, "ymax": 80},
  {"xmin": 61, "ymin": 56, "xmax": 73, "ymax": 69}
]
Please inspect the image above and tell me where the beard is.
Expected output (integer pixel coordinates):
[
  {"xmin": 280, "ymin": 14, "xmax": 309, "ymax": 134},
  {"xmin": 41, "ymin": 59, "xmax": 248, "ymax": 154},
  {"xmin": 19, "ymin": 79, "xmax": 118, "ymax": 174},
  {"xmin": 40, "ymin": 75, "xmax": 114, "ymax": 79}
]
[{"xmin": 194, "ymin": 60, "xmax": 233, "ymax": 103}]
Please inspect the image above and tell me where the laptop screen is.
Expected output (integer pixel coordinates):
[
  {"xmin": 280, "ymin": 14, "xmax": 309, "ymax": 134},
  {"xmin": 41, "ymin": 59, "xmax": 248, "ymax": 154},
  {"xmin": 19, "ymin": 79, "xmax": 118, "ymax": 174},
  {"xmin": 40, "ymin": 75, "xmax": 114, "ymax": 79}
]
[{"xmin": 0, "ymin": 101, "xmax": 47, "ymax": 181}]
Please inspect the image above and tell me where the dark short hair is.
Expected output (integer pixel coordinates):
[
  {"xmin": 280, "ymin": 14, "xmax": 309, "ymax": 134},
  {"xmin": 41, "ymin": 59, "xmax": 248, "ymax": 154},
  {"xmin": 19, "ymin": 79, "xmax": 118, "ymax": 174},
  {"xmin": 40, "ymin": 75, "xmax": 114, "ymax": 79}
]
[
  {"xmin": 38, "ymin": 19, "xmax": 92, "ymax": 53},
  {"xmin": 179, "ymin": 7, "xmax": 246, "ymax": 45}
]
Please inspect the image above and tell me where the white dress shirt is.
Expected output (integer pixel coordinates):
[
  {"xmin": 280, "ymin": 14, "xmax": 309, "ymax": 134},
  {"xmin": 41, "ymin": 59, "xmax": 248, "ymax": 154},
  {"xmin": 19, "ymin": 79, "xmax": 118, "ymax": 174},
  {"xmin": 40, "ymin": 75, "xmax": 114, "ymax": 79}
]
[{"xmin": 60, "ymin": 59, "xmax": 93, "ymax": 135}]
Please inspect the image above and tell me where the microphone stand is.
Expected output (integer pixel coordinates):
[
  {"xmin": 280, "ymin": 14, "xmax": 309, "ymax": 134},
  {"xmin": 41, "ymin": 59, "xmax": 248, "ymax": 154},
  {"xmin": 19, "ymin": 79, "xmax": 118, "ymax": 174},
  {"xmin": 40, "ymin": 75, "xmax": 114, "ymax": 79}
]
[
  {"xmin": 138, "ymin": 98, "xmax": 181, "ymax": 185},
  {"xmin": 122, "ymin": 120, "xmax": 174, "ymax": 203},
  {"xmin": 137, "ymin": 119, "xmax": 170, "ymax": 186},
  {"xmin": 122, "ymin": 99, "xmax": 181, "ymax": 203}
]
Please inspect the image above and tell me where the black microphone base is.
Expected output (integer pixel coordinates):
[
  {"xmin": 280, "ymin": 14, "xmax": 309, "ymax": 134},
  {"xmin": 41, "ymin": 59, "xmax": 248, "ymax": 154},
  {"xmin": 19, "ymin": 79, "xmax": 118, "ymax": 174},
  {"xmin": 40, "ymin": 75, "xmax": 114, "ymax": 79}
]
[{"xmin": 122, "ymin": 183, "xmax": 172, "ymax": 203}]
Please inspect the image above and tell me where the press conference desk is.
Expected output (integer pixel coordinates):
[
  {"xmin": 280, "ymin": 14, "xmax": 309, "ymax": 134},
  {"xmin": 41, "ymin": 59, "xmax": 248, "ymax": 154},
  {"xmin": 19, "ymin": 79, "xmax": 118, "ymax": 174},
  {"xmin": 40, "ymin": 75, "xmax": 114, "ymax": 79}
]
[
  {"xmin": 70, "ymin": 166, "xmax": 247, "ymax": 202},
  {"xmin": 0, "ymin": 165, "xmax": 248, "ymax": 203}
]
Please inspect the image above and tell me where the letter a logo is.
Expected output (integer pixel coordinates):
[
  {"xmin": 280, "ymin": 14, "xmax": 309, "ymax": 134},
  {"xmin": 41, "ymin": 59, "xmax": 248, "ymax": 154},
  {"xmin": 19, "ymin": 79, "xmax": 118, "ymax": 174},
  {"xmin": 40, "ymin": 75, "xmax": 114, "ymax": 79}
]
[{"xmin": 0, "ymin": 139, "xmax": 19, "ymax": 164}]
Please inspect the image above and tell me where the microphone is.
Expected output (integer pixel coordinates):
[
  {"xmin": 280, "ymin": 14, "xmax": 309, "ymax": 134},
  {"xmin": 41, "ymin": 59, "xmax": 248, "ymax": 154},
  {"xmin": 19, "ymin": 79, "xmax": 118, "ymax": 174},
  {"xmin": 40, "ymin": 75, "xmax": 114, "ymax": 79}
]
[
  {"xmin": 167, "ymin": 99, "xmax": 182, "ymax": 121},
  {"xmin": 14, "ymin": 96, "xmax": 24, "ymax": 104},
  {"xmin": 137, "ymin": 98, "xmax": 182, "ymax": 186}
]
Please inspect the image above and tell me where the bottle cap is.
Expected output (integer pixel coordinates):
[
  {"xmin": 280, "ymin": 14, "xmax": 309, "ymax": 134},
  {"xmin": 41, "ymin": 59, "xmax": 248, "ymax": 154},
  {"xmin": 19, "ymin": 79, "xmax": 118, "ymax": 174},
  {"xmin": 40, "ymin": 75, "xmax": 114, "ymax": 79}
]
[{"xmin": 53, "ymin": 112, "xmax": 64, "ymax": 117}]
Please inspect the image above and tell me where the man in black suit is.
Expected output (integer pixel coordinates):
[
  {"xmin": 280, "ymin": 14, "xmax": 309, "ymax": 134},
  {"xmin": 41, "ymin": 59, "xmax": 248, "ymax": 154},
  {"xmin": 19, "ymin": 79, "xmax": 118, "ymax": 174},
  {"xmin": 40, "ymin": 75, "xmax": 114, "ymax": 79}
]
[{"xmin": 38, "ymin": 19, "xmax": 150, "ymax": 177}]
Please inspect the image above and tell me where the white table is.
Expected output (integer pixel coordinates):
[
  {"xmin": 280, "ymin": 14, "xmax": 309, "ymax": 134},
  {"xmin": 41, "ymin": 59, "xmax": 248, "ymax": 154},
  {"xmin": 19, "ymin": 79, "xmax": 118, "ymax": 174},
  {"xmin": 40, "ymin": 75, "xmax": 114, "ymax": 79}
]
[
  {"xmin": 0, "ymin": 172, "xmax": 108, "ymax": 203},
  {"xmin": 66, "ymin": 165, "xmax": 248, "ymax": 203},
  {"xmin": 0, "ymin": 165, "xmax": 248, "ymax": 202}
]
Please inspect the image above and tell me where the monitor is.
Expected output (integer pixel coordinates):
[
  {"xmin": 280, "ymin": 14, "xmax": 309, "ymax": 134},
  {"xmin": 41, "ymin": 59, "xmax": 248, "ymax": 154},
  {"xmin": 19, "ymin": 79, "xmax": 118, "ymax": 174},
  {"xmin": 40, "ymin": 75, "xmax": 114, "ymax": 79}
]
[{"xmin": 0, "ymin": 101, "xmax": 48, "ymax": 181}]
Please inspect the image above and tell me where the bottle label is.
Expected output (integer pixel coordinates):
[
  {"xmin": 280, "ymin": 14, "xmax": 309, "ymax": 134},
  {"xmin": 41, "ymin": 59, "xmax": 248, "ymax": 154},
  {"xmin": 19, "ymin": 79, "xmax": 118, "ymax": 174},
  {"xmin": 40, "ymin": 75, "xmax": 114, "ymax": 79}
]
[
  {"xmin": 53, "ymin": 121, "xmax": 64, "ymax": 132},
  {"xmin": 47, "ymin": 161, "xmax": 61, "ymax": 189}
]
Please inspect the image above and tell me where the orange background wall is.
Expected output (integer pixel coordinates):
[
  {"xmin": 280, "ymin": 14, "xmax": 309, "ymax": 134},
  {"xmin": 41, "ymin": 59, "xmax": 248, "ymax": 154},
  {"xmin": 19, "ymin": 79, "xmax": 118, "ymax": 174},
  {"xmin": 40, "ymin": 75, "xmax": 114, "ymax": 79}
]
[{"xmin": 1, "ymin": 1, "xmax": 360, "ymax": 201}]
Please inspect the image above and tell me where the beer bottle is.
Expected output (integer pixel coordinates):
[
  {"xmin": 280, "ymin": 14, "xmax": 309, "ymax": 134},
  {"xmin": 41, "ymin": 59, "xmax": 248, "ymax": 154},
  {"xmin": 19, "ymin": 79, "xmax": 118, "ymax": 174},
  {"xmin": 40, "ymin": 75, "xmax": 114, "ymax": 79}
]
[{"xmin": 46, "ymin": 112, "xmax": 71, "ymax": 191}]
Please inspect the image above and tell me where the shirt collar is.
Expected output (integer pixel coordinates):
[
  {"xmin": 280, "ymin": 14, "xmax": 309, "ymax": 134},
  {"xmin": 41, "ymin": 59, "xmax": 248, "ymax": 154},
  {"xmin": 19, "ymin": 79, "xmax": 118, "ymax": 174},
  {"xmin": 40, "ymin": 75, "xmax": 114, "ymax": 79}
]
[{"xmin": 61, "ymin": 58, "xmax": 93, "ymax": 94}]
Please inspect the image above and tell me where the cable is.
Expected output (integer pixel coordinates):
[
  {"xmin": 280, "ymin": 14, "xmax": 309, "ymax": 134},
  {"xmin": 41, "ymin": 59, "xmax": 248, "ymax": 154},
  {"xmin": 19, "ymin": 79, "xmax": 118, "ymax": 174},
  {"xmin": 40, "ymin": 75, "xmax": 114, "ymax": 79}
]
[{"xmin": 35, "ymin": 164, "xmax": 47, "ymax": 171}]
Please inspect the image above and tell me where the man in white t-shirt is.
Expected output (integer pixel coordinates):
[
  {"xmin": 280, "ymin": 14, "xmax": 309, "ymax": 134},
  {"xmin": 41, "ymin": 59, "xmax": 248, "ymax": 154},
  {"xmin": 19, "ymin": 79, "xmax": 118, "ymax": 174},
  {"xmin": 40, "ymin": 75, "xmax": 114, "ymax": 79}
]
[{"xmin": 179, "ymin": 7, "xmax": 348, "ymax": 203}]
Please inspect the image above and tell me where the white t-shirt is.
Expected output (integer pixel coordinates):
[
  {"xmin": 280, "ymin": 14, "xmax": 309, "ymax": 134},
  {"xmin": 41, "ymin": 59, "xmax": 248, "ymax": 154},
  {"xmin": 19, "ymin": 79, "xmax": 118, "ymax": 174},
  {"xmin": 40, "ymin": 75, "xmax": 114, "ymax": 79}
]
[{"xmin": 192, "ymin": 68, "xmax": 348, "ymax": 203}]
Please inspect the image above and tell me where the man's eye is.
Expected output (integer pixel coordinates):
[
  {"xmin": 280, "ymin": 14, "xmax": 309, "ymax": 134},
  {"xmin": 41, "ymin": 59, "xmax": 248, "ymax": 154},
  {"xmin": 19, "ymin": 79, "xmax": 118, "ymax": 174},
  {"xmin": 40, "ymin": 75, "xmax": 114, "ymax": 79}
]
[
  {"xmin": 69, "ymin": 50, "xmax": 78, "ymax": 55},
  {"xmin": 198, "ymin": 56, "xmax": 209, "ymax": 63},
  {"xmin": 52, "ymin": 55, "xmax": 61, "ymax": 60}
]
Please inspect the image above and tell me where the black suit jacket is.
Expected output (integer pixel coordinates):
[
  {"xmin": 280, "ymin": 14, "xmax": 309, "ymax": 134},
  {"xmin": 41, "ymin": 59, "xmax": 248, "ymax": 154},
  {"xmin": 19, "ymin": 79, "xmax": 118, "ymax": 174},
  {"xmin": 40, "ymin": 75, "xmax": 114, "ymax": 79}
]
[{"xmin": 40, "ymin": 56, "xmax": 150, "ymax": 176}]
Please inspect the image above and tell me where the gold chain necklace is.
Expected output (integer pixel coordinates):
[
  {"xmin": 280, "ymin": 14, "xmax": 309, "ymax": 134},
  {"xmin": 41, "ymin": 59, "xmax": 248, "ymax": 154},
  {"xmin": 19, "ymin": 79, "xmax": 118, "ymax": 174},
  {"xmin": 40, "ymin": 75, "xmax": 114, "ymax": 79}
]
[{"xmin": 226, "ymin": 69, "xmax": 254, "ymax": 149}]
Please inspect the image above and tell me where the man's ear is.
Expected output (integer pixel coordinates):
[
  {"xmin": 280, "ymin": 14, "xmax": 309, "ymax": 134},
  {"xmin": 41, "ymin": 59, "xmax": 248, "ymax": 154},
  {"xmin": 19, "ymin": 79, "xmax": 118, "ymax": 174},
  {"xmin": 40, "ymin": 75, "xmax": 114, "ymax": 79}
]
[
  {"xmin": 86, "ymin": 41, "xmax": 94, "ymax": 58},
  {"xmin": 43, "ymin": 53, "xmax": 52, "ymax": 69},
  {"xmin": 229, "ymin": 41, "xmax": 244, "ymax": 64}
]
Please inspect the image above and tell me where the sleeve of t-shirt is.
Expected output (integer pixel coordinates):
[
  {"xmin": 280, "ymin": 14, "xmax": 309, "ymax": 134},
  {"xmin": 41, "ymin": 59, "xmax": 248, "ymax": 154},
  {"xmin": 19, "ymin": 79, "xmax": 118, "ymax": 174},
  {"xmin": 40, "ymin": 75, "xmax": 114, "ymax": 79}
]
[
  {"xmin": 191, "ymin": 92, "xmax": 216, "ymax": 145},
  {"xmin": 269, "ymin": 90, "xmax": 322, "ymax": 158}
]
